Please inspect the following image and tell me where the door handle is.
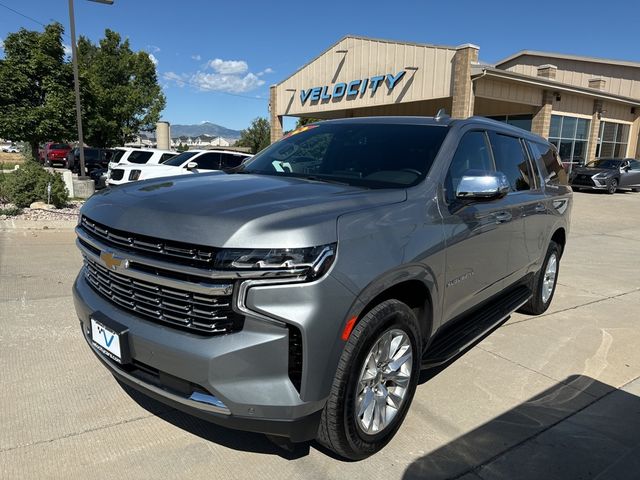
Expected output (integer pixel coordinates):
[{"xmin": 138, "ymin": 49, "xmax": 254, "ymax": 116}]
[
  {"xmin": 493, "ymin": 211, "xmax": 512, "ymax": 223},
  {"xmin": 534, "ymin": 203, "xmax": 546, "ymax": 213}
]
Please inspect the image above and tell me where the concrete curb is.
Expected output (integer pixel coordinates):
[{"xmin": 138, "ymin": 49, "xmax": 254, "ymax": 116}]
[{"xmin": 0, "ymin": 218, "xmax": 77, "ymax": 230}]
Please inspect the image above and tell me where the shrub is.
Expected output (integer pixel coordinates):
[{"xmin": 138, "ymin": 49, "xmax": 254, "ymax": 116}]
[
  {"xmin": 2, "ymin": 161, "xmax": 69, "ymax": 208},
  {"xmin": 0, "ymin": 206, "xmax": 21, "ymax": 216}
]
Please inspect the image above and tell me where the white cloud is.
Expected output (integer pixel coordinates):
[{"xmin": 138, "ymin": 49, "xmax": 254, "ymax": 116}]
[
  {"xmin": 163, "ymin": 58, "xmax": 266, "ymax": 94},
  {"xmin": 0, "ymin": 39, "xmax": 4, "ymax": 50},
  {"xmin": 256, "ymin": 67, "xmax": 274, "ymax": 77},
  {"xmin": 191, "ymin": 71, "xmax": 264, "ymax": 93},
  {"xmin": 163, "ymin": 71, "xmax": 187, "ymax": 87},
  {"xmin": 191, "ymin": 54, "xmax": 201, "ymax": 61},
  {"xmin": 146, "ymin": 45, "xmax": 161, "ymax": 53},
  {"xmin": 148, "ymin": 53, "xmax": 159, "ymax": 66},
  {"xmin": 207, "ymin": 58, "xmax": 248, "ymax": 74},
  {"xmin": 63, "ymin": 44, "xmax": 72, "ymax": 57}
]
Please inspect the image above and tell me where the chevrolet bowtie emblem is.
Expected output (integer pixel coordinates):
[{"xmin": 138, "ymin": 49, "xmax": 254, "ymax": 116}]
[{"xmin": 100, "ymin": 251, "xmax": 126, "ymax": 270}]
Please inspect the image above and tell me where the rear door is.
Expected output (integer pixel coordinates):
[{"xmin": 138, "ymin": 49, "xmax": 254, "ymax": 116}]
[
  {"xmin": 440, "ymin": 129, "xmax": 512, "ymax": 322},
  {"xmin": 191, "ymin": 152, "xmax": 221, "ymax": 171},
  {"xmin": 487, "ymin": 131, "xmax": 537, "ymax": 284}
]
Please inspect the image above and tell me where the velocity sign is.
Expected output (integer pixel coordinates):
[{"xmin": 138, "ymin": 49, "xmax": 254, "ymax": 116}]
[{"xmin": 300, "ymin": 71, "xmax": 406, "ymax": 105}]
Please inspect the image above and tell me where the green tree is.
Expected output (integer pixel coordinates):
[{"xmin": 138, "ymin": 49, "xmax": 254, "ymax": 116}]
[
  {"xmin": 77, "ymin": 30, "xmax": 165, "ymax": 147},
  {"xmin": 236, "ymin": 117, "xmax": 271, "ymax": 154},
  {"xmin": 0, "ymin": 23, "xmax": 75, "ymax": 160},
  {"xmin": 295, "ymin": 117, "xmax": 321, "ymax": 129}
]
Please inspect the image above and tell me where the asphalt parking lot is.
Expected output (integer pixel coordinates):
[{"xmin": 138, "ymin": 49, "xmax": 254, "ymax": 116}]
[{"xmin": 1, "ymin": 191, "xmax": 639, "ymax": 479}]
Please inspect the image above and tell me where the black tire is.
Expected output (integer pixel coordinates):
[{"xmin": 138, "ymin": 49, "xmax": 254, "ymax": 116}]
[
  {"xmin": 518, "ymin": 241, "xmax": 561, "ymax": 315},
  {"xmin": 317, "ymin": 299, "xmax": 422, "ymax": 460},
  {"xmin": 607, "ymin": 179, "xmax": 618, "ymax": 194},
  {"xmin": 572, "ymin": 187, "xmax": 581, "ymax": 192}
]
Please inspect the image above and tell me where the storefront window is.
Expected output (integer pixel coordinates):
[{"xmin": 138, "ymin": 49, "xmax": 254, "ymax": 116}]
[
  {"xmin": 596, "ymin": 122, "xmax": 630, "ymax": 158},
  {"xmin": 548, "ymin": 115, "xmax": 590, "ymax": 173},
  {"xmin": 486, "ymin": 114, "xmax": 532, "ymax": 131}
]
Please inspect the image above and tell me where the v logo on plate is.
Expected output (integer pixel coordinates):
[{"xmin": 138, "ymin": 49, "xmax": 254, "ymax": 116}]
[{"xmin": 101, "ymin": 330, "xmax": 115, "ymax": 347}]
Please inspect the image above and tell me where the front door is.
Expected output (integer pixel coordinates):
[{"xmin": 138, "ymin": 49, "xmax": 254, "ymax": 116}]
[
  {"xmin": 439, "ymin": 130, "xmax": 512, "ymax": 322},
  {"xmin": 620, "ymin": 160, "xmax": 640, "ymax": 188}
]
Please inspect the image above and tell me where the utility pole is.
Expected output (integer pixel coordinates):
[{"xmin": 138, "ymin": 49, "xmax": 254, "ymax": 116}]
[{"xmin": 67, "ymin": 0, "xmax": 114, "ymax": 178}]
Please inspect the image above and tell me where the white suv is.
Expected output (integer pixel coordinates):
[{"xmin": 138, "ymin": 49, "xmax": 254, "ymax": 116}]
[
  {"xmin": 107, "ymin": 149, "xmax": 252, "ymax": 186},
  {"xmin": 108, "ymin": 148, "xmax": 176, "ymax": 174}
]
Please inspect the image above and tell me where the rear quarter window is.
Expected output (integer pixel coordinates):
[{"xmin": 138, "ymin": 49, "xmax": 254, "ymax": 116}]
[
  {"xmin": 529, "ymin": 141, "xmax": 568, "ymax": 187},
  {"xmin": 127, "ymin": 151, "xmax": 154, "ymax": 164}
]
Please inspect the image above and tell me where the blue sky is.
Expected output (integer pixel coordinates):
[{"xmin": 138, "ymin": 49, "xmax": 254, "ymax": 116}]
[{"xmin": 1, "ymin": 0, "xmax": 639, "ymax": 132}]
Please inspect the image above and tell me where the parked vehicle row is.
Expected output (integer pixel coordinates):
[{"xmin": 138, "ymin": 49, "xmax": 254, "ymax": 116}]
[
  {"xmin": 74, "ymin": 115, "xmax": 571, "ymax": 460},
  {"xmin": 107, "ymin": 149, "xmax": 251, "ymax": 186}
]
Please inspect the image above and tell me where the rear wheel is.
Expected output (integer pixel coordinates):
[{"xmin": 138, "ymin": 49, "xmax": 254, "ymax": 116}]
[
  {"xmin": 607, "ymin": 179, "xmax": 618, "ymax": 194},
  {"xmin": 317, "ymin": 299, "xmax": 422, "ymax": 460},
  {"xmin": 518, "ymin": 241, "xmax": 560, "ymax": 315}
]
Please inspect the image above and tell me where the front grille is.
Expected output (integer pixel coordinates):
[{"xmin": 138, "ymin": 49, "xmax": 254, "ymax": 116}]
[
  {"xmin": 572, "ymin": 175, "xmax": 594, "ymax": 186},
  {"xmin": 80, "ymin": 216, "xmax": 218, "ymax": 268},
  {"xmin": 110, "ymin": 169, "xmax": 124, "ymax": 180},
  {"xmin": 83, "ymin": 255, "xmax": 243, "ymax": 335}
]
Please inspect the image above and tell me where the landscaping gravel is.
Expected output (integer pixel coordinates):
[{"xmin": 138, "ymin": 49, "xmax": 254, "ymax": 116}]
[{"xmin": 0, "ymin": 200, "xmax": 82, "ymax": 223}]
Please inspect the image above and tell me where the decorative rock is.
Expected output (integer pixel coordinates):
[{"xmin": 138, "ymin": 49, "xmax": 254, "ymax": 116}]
[{"xmin": 29, "ymin": 201, "xmax": 55, "ymax": 210}]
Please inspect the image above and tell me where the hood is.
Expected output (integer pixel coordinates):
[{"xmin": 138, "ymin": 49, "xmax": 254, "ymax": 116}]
[{"xmin": 81, "ymin": 173, "xmax": 406, "ymax": 248}]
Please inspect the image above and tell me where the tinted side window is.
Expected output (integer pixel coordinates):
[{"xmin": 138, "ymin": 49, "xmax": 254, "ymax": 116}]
[
  {"xmin": 220, "ymin": 154, "xmax": 245, "ymax": 169},
  {"xmin": 530, "ymin": 141, "xmax": 567, "ymax": 186},
  {"xmin": 127, "ymin": 151, "xmax": 153, "ymax": 164},
  {"xmin": 629, "ymin": 160, "xmax": 640, "ymax": 171},
  {"xmin": 194, "ymin": 152, "xmax": 221, "ymax": 170},
  {"xmin": 160, "ymin": 153, "xmax": 176, "ymax": 163},
  {"xmin": 489, "ymin": 133, "xmax": 532, "ymax": 191},
  {"xmin": 445, "ymin": 131, "xmax": 494, "ymax": 201}
]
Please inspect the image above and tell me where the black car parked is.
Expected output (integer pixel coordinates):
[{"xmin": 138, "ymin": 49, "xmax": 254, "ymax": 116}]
[
  {"xmin": 570, "ymin": 158, "xmax": 640, "ymax": 194},
  {"xmin": 67, "ymin": 148, "xmax": 115, "ymax": 173}
]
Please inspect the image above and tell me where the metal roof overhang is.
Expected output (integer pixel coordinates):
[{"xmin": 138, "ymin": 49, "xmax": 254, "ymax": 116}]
[{"xmin": 472, "ymin": 66, "xmax": 640, "ymax": 107}]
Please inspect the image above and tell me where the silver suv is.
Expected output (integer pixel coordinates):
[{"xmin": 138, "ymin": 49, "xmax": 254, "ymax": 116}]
[{"xmin": 73, "ymin": 115, "xmax": 571, "ymax": 460}]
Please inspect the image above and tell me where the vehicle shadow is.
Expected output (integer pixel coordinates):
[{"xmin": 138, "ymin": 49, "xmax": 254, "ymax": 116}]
[
  {"xmin": 117, "ymin": 380, "xmax": 312, "ymax": 460},
  {"xmin": 403, "ymin": 375, "xmax": 640, "ymax": 480}
]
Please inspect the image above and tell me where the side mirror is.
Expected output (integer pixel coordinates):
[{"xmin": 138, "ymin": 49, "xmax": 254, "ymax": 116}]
[
  {"xmin": 456, "ymin": 170, "xmax": 510, "ymax": 200},
  {"xmin": 186, "ymin": 162, "xmax": 198, "ymax": 170}
]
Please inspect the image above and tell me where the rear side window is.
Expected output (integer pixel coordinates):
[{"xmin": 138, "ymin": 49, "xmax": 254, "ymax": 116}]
[
  {"xmin": 529, "ymin": 141, "xmax": 567, "ymax": 187},
  {"xmin": 220, "ymin": 154, "xmax": 245, "ymax": 169},
  {"xmin": 194, "ymin": 152, "xmax": 221, "ymax": 170},
  {"xmin": 489, "ymin": 133, "xmax": 532, "ymax": 191},
  {"xmin": 160, "ymin": 153, "xmax": 176, "ymax": 163},
  {"xmin": 445, "ymin": 131, "xmax": 494, "ymax": 201},
  {"xmin": 127, "ymin": 151, "xmax": 153, "ymax": 164}
]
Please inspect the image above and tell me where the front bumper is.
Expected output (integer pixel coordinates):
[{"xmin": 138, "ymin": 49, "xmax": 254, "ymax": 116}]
[{"xmin": 73, "ymin": 266, "xmax": 354, "ymax": 441}]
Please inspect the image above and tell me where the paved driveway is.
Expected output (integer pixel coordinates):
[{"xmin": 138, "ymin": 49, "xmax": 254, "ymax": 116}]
[{"xmin": 1, "ymin": 191, "xmax": 639, "ymax": 479}]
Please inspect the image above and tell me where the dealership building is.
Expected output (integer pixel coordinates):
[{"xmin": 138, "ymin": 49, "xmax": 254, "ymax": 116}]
[{"xmin": 270, "ymin": 36, "xmax": 640, "ymax": 166}]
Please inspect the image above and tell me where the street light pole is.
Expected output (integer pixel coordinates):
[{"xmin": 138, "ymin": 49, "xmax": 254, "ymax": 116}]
[
  {"xmin": 67, "ymin": 0, "xmax": 114, "ymax": 178},
  {"xmin": 68, "ymin": 0, "xmax": 86, "ymax": 177}
]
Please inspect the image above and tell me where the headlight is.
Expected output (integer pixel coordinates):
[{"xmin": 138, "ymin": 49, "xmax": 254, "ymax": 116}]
[
  {"xmin": 129, "ymin": 170, "xmax": 142, "ymax": 181},
  {"xmin": 594, "ymin": 172, "xmax": 611, "ymax": 178},
  {"xmin": 215, "ymin": 243, "xmax": 336, "ymax": 280}
]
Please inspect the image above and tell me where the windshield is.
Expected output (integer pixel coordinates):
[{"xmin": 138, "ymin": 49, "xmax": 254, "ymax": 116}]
[
  {"xmin": 163, "ymin": 151, "xmax": 199, "ymax": 166},
  {"xmin": 240, "ymin": 123, "xmax": 449, "ymax": 188},
  {"xmin": 112, "ymin": 149, "xmax": 126, "ymax": 163},
  {"xmin": 587, "ymin": 159, "xmax": 624, "ymax": 169},
  {"xmin": 51, "ymin": 144, "xmax": 69, "ymax": 150}
]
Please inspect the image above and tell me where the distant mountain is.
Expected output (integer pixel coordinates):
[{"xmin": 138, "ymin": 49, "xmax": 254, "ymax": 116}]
[{"xmin": 169, "ymin": 122, "xmax": 242, "ymax": 140}]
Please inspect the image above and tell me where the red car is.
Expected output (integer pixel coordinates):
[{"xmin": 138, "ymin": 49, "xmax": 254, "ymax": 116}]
[{"xmin": 40, "ymin": 142, "xmax": 72, "ymax": 167}]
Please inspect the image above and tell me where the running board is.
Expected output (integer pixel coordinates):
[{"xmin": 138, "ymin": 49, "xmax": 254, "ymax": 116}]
[{"xmin": 421, "ymin": 285, "xmax": 531, "ymax": 369}]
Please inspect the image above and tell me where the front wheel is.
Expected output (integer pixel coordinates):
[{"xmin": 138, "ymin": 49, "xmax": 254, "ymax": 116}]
[
  {"xmin": 519, "ymin": 241, "xmax": 561, "ymax": 315},
  {"xmin": 317, "ymin": 299, "xmax": 422, "ymax": 460},
  {"xmin": 607, "ymin": 179, "xmax": 618, "ymax": 194}
]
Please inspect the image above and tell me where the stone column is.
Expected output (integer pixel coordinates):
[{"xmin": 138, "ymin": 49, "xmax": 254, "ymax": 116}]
[
  {"xmin": 586, "ymin": 100, "xmax": 603, "ymax": 163},
  {"xmin": 269, "ymin": 85, "xmax": 283, "ymax": 143},
  {"xmin": 451, "ymin": 44, "xmax": 479, "ymax": 119},
  {"xmin": 531, "ymin": 90, "xmax": 554, "ymax": 138}
]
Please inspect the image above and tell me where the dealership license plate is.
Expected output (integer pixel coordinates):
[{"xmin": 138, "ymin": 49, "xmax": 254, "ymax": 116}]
[{"xmin": 91, "ymin": 317, "xmax": 123, "ymax": 363}]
